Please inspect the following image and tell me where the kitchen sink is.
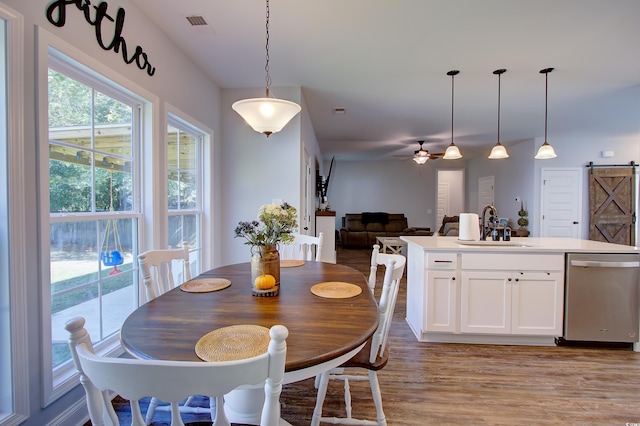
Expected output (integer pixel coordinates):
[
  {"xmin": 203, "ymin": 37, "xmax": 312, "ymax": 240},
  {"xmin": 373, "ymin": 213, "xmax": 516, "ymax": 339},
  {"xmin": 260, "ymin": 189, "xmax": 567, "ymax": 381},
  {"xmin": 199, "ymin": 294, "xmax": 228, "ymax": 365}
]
[{"xmin": 456, "ymin": 240, "xmax": 535, "ymax": 247}]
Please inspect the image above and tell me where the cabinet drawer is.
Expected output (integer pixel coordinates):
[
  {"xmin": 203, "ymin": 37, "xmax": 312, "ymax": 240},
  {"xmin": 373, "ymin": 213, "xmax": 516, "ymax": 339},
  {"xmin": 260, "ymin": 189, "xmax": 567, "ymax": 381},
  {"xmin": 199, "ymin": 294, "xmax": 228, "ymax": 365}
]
[
  {"xmin": 461, "ymin": 253, "xmax": 563, "ymax": 271},
  {"xmin": 425, "ymin": 252, "xmax": 458, "ymax": 269}
]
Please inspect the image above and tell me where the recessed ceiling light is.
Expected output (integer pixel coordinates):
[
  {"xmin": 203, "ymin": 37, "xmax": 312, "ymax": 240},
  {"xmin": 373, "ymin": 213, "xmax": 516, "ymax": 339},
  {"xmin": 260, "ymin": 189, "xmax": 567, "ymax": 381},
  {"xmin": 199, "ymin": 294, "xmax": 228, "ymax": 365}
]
[
  {"xmin": 333, "ymin": 107, "xmax": 346, "ymax": 115},
  {"xmin": 186, "ymin": 16, "xmax": 208, "ymax": 26}
]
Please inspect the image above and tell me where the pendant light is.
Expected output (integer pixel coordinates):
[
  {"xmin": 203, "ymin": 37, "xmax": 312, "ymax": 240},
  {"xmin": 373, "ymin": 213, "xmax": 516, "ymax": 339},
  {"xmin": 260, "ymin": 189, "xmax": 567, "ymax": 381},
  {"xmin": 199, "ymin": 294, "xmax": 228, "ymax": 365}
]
[
  {"xmin": 232, "ymin": 0, "xmax": 301, "ymax": 137},
  {"xmin": 443, "ymin": 70, "xmax": 463, "ymax": 160},
  {"xmin": 488, "ymin": 69, "xmax": 509, "ymax": 159},
  {"xmin": 535, "ymin": 67, "xmax": 558, "ymax": 159}
]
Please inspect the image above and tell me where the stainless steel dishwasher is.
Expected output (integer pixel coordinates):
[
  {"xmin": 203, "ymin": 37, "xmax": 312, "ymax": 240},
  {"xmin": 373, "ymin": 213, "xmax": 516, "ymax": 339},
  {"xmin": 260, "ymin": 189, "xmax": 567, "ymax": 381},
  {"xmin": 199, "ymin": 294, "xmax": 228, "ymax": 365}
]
[{"xmin": 564, "ymin": 253, "xmax": 640, "ymax": 342}]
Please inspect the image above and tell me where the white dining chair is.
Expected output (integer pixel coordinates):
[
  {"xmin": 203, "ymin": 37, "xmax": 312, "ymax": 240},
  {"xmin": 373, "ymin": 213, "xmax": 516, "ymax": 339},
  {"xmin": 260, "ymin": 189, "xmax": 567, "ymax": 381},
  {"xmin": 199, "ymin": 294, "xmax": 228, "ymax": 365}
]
[
  {"xmin": 311, "ymin": 251, "xmax": 406, "ymax": 426},
  {"xmin": 367, "ymin": 244, "xmax": 406, "ymax": 294},
  {"xmin": 138, "ymin": 241, "xmax": 191, "ymax": 302},
  {"xmin": 280, "ymin": 232, "xmax": 324, "ymax": 261},
  {"xmin": 138, "ymin": 242, "xmax": 205, "ymax": 422},
  {"xmin": 65, "ymin": 316, "xmax": 290, "ymax": 426}
]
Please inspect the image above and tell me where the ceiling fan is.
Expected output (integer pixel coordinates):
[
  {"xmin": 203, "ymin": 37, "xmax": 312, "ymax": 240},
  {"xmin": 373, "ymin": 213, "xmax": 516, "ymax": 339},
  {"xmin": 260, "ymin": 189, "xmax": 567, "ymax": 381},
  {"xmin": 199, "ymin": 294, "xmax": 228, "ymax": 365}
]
[{"xmin": 393, "ymin": 141, "xmax": 444, "ymax": 164}]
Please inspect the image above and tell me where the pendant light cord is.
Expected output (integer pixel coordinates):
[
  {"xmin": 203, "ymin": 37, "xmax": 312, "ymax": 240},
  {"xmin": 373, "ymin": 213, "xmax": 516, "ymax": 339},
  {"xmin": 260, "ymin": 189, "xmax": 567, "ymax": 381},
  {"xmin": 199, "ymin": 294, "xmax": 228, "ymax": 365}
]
[
  {"xmin": 451, "ymin": 72, "xmax": 454, "ymax": 143},
  {"xmin": 540, "ymin": 67, "xmax": 554, "ymax": 143},
  {"xmin": 493, "ymin": 69, "xmax": 506, "ymax": 144},
  {"xmin": 544, "ymin": 70, "xmax": 548, "ymax": 141},
  {"xmin": 264, "ymin": 0, "xmax": 271, "ymax": 97},
  {"xmin": 446, "ymin": 70, "xmax": 460, "ymax": 146},
  {"xmin": 497, "ymin": 72, "xmax": 501, "ymax": 143}
]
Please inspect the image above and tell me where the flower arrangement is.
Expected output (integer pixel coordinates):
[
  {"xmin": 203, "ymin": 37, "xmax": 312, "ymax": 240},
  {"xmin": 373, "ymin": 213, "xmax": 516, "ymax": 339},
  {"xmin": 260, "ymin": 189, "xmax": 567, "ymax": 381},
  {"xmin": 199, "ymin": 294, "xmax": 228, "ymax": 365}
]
[{"xmin": 234, "ymin": 202, "xmax": 298, "ymax": 247}]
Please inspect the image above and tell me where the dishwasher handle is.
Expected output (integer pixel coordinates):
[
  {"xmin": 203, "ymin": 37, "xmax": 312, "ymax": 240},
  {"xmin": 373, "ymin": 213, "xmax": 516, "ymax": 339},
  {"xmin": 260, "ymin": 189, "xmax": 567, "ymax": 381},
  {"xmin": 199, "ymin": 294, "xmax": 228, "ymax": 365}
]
[{"xmin": 570, "ymin": 259, "xmax": 640, "ymax": 268}]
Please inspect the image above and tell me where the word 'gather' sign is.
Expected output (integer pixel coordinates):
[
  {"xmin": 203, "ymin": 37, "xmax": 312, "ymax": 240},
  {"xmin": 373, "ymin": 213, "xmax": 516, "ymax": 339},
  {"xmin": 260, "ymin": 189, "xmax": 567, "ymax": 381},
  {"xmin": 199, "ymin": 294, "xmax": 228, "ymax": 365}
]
[{"xmin": 46, "ymin": 0, "xmax": 156, "ymax": 77}]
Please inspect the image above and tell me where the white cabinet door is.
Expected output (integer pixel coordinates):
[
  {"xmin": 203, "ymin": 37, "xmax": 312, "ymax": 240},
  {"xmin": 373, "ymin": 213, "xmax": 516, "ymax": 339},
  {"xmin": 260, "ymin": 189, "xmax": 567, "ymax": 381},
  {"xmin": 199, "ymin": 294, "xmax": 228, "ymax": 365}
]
[
  {"xmin": 426, "ymin": 270, "xmax": 458, "ymax": 333},
  {"xmin": 460, "ymin": 271, "xmax": 511, "ymax": 334},
  {"xmin": 405, "ymin": 244, "xmax": 426, "ymax": 334},
  {"xmin": 511, "ymin": 271, "xmax": 564, "ymax": 335}
]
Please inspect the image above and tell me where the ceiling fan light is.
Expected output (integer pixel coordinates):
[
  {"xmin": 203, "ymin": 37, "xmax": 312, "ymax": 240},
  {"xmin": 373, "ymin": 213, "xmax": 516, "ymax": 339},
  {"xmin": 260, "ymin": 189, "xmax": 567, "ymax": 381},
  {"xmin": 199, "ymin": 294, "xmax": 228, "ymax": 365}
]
[
  {"xmin": 443, "ymin": 143, "xmax": 462, "ymax": 160},
  {"xmin": 232, "ymin": 97, "xmax": 301, "ymax": 136},
  {"xmin": 535, "ymin": 141, "xmax": 557, "ymax": 159},
  {"xmin": 413, "ymin": 155, "xmax": 429, "ymax": 165},
  {"xmin": 489, "ymin": 142, "xmax": 509, "ymax": 159}
]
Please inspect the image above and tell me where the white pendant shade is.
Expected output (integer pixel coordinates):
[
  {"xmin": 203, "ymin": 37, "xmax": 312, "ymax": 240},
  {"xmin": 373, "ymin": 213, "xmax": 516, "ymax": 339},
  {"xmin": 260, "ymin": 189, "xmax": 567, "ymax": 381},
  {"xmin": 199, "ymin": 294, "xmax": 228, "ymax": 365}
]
[
  {"xmin": 232, "ymin": 97, "xmax": 301, "ymax": 136},
  {"xmin": 535, "ymin": 141, "xmax": 557, "ymax": 159},
  {"xmin": 443, "ymin": 143, "xmax": 462, "ymax": 160},
  {"xmin": 488, "ymin": 142, "xmax": 509, "ymax": 159}
]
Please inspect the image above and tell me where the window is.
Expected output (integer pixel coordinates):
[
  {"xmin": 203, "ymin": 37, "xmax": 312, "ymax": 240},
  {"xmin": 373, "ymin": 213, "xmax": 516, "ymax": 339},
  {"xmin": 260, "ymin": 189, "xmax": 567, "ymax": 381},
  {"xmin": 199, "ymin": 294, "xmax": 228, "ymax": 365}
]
[
  {"xmin": 47, "ymin": 59, "xmax": 142, "ymax": 387},
  {"xmin": 167, "ymin": 115, "xmax": 204, "ymax": 275},
  {"xmin": 0, "ymin": 4, "xmax": 27, "ymax": 425}
]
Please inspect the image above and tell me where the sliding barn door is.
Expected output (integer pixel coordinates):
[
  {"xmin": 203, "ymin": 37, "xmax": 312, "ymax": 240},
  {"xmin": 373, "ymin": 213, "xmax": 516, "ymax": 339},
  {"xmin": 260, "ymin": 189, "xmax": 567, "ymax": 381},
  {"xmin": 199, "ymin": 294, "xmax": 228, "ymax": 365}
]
[{"xmin": 588, "ymin": 167, "xmax": 636, "ymax": 245}]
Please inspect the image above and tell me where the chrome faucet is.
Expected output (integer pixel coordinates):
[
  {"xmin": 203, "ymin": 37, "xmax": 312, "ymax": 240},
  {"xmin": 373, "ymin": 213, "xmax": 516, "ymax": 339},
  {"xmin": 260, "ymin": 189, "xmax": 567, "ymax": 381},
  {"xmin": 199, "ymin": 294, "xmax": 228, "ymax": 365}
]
[{"xmin": 481, "ymin": 205, "xmax": 499, "ymax": 240}]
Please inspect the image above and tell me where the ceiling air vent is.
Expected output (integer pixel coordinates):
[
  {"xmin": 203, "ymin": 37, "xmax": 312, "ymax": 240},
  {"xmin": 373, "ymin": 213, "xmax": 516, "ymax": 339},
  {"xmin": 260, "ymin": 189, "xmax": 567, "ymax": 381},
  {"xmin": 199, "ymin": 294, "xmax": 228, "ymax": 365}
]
[{"xmin": 186, "ymin": 16, "xmax": 208, "ymax": 26}]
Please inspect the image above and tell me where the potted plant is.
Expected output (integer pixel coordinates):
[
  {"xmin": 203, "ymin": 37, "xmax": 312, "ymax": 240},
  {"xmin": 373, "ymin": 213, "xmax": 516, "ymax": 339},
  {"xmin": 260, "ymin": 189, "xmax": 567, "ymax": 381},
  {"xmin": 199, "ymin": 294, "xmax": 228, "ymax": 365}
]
[{"xmin": 517, "ymin": 201, "xmax": 530, "ymax": 236}]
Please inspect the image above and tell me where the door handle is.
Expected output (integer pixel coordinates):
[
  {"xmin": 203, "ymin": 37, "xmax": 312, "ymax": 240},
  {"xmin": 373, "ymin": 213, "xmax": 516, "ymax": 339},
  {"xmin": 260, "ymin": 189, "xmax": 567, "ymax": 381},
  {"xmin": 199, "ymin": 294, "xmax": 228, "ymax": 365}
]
[
  {"xmin": 571, "ymin": 260, "xmax": 640, "ymax": 268},
  {"xmin": 573, "ymin": 221, "xmax": 579, "ymax": 224},
  {"xmin": 304, "ymin": 227, "xmax": 309, "ymax": 230}
]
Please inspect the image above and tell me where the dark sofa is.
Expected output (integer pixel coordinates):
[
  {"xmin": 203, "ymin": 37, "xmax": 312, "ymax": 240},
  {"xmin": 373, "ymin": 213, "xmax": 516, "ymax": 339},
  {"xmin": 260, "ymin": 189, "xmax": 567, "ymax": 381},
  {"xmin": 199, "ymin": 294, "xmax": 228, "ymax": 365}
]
[{"xmin": 339, "ymin": 212, "xmax": 432, "ymax": 248}]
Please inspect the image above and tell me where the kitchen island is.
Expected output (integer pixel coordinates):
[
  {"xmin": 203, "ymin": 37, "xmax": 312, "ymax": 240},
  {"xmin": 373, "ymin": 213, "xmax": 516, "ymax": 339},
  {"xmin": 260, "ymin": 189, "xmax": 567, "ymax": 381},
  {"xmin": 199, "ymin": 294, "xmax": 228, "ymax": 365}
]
[{"xmin": 400, "ymin": 235, "xmax": 639, "ymax": 346}]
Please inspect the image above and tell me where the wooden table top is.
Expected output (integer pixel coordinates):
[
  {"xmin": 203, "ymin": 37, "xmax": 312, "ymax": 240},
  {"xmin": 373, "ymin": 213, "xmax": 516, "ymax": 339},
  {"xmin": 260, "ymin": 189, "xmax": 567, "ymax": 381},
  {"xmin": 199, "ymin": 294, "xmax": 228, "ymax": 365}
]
[{"xmin": 120, "ymin": 261, "xmax": 379, "ymax": 373}]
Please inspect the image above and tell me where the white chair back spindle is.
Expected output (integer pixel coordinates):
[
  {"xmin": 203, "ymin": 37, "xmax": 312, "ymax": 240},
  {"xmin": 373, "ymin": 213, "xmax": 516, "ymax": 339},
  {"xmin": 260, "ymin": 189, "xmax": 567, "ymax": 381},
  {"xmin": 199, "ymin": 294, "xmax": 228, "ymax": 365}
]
[
  {"xmin": 281, "ymin": 232, "xmax": 324, "ymax": 261},
  {"xmin": 66, "ymin": 317, "xmax": 288, "ymax": 426},
  {"xmin": 138, "ymin": 241, "xmax": 191, "ymax": 302}
]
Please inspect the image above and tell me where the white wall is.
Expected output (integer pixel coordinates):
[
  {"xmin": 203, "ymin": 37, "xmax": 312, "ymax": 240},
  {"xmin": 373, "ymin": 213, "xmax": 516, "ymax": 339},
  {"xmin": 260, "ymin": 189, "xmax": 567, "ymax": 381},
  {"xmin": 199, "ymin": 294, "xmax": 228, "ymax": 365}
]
[
  {"xmin": 326, "ymin": 159, "xmax": 469, "ymax": 232},
  {"xmin": 532, "ymin": 135, "xmax": 640, "ymax": 238},
  {"xmin": 3, "ymin": 0, "xmax": 221, "ymax": 424},
  {"xmin": 220, "ymin": 86, "xmax": 311, "ymax": 266},
  {"xmin": 328, "ymin": 133, "xmax": 640, "ymax": 239},
  {"xmin": 466, "ymin": 139, "xmax": 536, "ymax": 231},
  {"xmin": 459, "ymin": 135, "xmax": 640, "ymax": 237}
]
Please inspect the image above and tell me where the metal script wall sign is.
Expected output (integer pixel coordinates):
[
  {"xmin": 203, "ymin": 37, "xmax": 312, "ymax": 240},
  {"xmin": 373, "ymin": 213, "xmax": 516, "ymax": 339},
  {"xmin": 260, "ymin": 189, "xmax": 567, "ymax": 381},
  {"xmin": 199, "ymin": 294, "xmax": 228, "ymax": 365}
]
[{"xmin": 46, "ymin": 0, "xmax": 156, "ymax": 76}]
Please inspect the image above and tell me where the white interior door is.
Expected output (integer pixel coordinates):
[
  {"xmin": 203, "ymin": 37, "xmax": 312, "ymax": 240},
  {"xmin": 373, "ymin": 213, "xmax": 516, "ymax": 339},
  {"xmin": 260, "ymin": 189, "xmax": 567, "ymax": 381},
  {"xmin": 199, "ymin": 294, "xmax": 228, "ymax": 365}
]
[
  {"xmin": 541, "ymin": 168, "xmax": 582, "ymax": 238},
  {"xmin": 437, "ymin": 182, "xmax": 450, "ymax": 229},
  {"xmin": 302, "ymin": 150, "xmax": 312, "ymax": 235},
  {"xmin": 436, "ymin": 169, "xmax": 464, "ymax": 230},
  {"xmin": 478, "ymin": 176, "xmax": 495, "ymax": 214}
]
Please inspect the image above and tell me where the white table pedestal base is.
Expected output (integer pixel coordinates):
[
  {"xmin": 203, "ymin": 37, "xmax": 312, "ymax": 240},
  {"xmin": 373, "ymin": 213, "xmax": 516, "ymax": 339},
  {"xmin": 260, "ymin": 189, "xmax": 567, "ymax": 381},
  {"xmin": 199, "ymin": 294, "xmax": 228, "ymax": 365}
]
[{"xmin": 222, "ymin": 342, "xmax": 366, "ymax": 424}]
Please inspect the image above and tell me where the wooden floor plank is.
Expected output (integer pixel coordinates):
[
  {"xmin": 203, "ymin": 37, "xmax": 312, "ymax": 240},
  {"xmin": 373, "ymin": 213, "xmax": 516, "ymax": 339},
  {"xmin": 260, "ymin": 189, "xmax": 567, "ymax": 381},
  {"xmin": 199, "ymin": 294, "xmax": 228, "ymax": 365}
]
[{"xmin": 279, "ymin": 246, "xmax": 640, "ymax": 425}]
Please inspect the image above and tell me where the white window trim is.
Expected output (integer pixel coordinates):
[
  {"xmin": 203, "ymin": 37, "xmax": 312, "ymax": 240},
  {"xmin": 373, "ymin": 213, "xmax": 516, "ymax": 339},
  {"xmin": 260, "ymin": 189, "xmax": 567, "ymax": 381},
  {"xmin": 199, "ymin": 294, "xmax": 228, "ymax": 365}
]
[
  {"xmin": 36, "ymin": 27, "xmax": 158, "ymax": 407},
  {"xmin": 0, "ymin": 4, "xmax": 28, "ymax": 426},
  {"xmin": 165, "ymin": 103, "xmax": 214, "ymax": 273}
]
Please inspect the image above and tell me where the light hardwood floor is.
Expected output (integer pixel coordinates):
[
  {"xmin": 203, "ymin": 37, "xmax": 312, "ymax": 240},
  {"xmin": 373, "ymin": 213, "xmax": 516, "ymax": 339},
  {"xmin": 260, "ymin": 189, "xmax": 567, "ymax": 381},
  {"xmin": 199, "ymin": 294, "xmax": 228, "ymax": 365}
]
[{"xmin": 279, "ymin": 246, "xmax": 640, "ymax": 425}]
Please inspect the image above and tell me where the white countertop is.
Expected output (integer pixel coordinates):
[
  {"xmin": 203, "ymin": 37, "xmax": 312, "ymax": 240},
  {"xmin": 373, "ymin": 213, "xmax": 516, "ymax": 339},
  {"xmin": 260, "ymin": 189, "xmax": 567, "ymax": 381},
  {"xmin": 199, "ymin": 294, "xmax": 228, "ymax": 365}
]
[{"xmin": 400, "ymin": 235, "xmax": 640, "ymax": 254}]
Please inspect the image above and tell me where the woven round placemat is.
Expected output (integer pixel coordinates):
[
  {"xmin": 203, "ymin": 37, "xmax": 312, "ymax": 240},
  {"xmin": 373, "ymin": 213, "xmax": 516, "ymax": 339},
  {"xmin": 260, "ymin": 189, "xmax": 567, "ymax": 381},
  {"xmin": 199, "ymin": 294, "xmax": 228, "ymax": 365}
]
[
  {"xmin": 280, "ymin": 259, "xmax": 305, "ymax": 268},
  {"xmin": 180, "ymin": 278, "xmax": 231, "ymax": 293},
  {"xmin": 195, "ymin": 324, "xmax": 270, "ymax": 362},
  {"xmin": 310, "ymin": 282, "xmax": 362, "ymax": 299}
]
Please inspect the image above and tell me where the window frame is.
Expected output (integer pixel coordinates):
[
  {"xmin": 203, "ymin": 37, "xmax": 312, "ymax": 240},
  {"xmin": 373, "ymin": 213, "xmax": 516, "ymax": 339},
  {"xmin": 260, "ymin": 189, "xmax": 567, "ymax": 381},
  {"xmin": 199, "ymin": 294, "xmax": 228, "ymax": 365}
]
[
  {"xmin": 37, "ymin": 29, "xmax": 158, "ymax": 406},
  {"xmin": 167, "ymin": 113, "xmax": 205, "ymax": 273},
  {"xmin": 0, "ymin": 4, "xmax": 27, "ymax": 426},
  {"xmin": 164, "ymin": 104, "xmax": 214, "ymax": 274}
]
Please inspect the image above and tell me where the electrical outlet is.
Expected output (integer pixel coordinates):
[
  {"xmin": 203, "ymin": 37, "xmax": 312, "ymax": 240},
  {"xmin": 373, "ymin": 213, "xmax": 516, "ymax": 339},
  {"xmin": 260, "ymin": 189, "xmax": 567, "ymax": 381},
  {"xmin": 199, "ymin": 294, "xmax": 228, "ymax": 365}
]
[{"xmin": 515, "ymin": 197, "xmax": 521, "ymax": 203}]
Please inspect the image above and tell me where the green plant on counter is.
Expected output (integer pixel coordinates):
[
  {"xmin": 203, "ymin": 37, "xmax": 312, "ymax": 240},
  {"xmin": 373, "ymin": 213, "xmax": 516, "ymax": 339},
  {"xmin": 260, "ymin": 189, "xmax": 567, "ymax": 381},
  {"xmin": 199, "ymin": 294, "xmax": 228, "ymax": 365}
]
[{"xmin": 517, "ymin": 205, "xmax": 528, "ymax": 229}]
